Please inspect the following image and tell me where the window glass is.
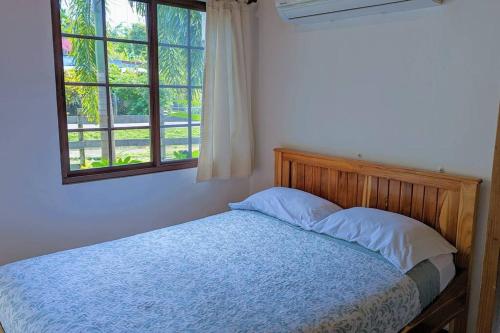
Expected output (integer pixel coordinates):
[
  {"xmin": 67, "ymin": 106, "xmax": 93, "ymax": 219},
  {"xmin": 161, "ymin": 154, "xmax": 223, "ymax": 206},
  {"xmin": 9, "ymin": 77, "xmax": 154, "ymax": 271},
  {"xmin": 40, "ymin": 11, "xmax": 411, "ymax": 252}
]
[
  {"xmin": 106, "ymin": 0, "xmax": 147, "ymax": 41},
  {"xmin": 60, "ymin": 0, "xmax": 104, "ymax": 36},
  {"xmin": 158, "ymin": 3, "xmax": 205, "ymax": 162},
  {"xmin": 55, "ymin": 0, "xmax": 205, "ymax": 182}
]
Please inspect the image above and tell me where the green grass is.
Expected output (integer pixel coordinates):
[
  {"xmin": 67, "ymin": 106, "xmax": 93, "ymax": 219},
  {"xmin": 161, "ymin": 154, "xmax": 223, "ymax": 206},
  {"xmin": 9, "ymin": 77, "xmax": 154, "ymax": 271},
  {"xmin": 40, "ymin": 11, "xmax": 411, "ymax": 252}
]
[
  {"xmin": 163, "ymin": 127, "xmax": 200, "ymax": 138},
  {"xmin": 169, "ymin": 111, "xmax": 201, "ymax": 122}
]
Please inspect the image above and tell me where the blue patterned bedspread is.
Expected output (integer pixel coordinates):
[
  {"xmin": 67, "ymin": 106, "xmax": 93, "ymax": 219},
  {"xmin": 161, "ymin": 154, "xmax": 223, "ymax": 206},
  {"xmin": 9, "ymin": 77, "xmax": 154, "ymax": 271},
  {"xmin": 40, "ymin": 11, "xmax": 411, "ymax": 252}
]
[{"xmin": 0, "ymin": 210, "xmax": 428, "ymax": 333}]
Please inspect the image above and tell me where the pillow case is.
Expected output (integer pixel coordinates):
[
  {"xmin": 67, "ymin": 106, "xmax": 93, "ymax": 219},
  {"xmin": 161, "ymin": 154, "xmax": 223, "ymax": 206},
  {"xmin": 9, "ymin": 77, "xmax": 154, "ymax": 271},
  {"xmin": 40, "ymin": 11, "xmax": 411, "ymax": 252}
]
[
  {"xmin": 312, "ymin": 207, "xmax": 457, "ymax": 273},
  {"xmin": 229, "ymin": 187, "xmax": 343, "ymax": 230}
]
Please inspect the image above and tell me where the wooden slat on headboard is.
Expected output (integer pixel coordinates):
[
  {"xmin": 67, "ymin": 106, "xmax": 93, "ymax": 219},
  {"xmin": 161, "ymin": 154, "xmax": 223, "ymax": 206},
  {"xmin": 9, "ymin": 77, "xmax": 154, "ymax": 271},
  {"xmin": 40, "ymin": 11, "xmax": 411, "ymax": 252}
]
[{"xmin": 274, "ymin": 148, "xmax": 481, "ymax": 270}]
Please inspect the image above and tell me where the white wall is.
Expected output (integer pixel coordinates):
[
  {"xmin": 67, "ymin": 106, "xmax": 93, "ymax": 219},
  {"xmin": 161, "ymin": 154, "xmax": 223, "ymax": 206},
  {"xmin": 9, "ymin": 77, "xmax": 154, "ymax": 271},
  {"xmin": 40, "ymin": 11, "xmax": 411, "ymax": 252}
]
[
  {"xmin": 0, "ymin": 0, "xmax": 249, "ymax": 265},
  {"xmin": 251, "ymin": 0, "xmax": 500, "ymax": 332}
]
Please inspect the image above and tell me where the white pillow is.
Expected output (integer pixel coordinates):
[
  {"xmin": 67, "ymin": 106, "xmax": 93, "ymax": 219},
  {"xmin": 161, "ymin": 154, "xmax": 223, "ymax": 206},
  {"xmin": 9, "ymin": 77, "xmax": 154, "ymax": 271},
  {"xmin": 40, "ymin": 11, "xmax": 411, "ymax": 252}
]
[
  {"xmin": 229, "ymin": 187, "xmax": 343, "ymax": 230},
  {"xmin": 312, "ymin": 207, "xmax": 457, "ymax": 273}
]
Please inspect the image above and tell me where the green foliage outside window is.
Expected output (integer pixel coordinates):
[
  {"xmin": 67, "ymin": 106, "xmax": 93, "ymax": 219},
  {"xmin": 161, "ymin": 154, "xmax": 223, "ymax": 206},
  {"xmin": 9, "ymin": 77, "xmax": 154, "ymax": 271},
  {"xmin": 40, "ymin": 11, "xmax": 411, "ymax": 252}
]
[
  {"xmin": 61, "ymin": 0, "xmax": 204, "ymax": 169},
  {"xmin": 62, "ymin": 0, "xmax": 204, "ymax": 122}
]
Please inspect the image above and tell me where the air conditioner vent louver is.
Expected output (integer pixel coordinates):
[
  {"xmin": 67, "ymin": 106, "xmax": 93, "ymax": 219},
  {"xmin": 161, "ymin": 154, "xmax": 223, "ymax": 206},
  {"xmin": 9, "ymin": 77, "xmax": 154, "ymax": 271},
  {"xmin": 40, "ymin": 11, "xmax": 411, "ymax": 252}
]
[{"xmin": 275, "ymin": 0, "xmax": 442, "ymax": 24}]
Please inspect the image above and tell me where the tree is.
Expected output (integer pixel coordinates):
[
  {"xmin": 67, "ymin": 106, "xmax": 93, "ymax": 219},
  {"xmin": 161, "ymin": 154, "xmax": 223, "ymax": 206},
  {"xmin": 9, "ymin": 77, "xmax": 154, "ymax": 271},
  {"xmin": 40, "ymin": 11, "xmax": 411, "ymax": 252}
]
[
  {"xmin": 61, "ymin": 0, "xmax": 204, "ymax": 123},
  {"xmin": 61, "ymin": 0, "xmax": 204, "ymax": 165}
]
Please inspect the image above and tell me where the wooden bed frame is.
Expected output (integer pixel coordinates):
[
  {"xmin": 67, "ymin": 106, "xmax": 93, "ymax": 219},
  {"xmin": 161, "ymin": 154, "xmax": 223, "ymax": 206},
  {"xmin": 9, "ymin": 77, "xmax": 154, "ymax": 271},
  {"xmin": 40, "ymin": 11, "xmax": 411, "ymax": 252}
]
[
  {"xmin": 0, "ymin": 149, "xmax": 481, "ymax": 333},
  {"xmin": 275, "ymin": 148, "xmax": 482, "ymax": 333}
]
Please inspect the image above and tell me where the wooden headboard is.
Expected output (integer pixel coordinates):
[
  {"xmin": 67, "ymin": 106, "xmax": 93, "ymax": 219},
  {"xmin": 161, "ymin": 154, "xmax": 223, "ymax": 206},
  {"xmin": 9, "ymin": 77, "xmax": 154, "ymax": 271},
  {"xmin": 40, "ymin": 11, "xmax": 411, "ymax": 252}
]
[{"xmin": 274, "ymin": 148, "xmax": 481, "ymax": 269}]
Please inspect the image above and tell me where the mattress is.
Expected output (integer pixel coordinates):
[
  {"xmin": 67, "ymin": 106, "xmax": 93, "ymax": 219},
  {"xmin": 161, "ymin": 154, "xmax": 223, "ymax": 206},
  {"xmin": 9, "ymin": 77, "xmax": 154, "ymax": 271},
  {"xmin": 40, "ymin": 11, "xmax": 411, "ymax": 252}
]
[
  {"xmin": 429, "ymin": 253, "xmax": 456, "ymax": 292},
  {"xmin": 0, "ymin": 210, "xmax": 445, "ymax": 333}
]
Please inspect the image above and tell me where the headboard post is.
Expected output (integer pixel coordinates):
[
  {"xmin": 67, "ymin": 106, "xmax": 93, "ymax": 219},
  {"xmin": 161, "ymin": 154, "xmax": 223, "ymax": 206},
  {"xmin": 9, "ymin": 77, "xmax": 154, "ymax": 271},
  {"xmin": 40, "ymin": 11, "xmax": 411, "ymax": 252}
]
[
  {"xmin": 274, "ymin": 148, "xmax": 482, "ymax": 271},
  {"xmin": 275, "ymin": 150, "xmax": 283, "ymax": 187},
  {"xmin": 456, "ymin": 183, "xmax": 481, "ymax": 269}
]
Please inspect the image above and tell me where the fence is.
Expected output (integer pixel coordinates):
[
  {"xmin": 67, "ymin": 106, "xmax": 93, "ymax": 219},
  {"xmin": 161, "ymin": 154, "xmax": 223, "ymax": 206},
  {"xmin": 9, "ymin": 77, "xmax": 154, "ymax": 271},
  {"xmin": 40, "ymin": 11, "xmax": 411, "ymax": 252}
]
[
  {"xmin": 68, "ymin": 112, "xmax": 201, "ymax": 127},
  {"xmin": 68, "ymin": 114, "xmax": 201, "ymax": 150},
  {"xmin": 69, "ymin": 137, "xmax": 200, "ymax": 149}
]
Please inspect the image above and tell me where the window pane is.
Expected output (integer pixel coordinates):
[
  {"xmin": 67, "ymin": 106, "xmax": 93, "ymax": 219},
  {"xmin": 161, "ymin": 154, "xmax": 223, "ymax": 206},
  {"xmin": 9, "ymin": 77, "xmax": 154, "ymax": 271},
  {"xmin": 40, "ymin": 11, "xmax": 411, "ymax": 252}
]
[
  {"xmin": 60, "ymin": 0, "xmax": 104, "ymax": 37},
  {"xmin": 161, "ymin": 127, "xmax": 189, "ymax": 161},
  {"xmin": 63, "ymin": 38, "xmax": 106, "ymax": 83},
  {"xmin": 189, "ymin": 10, "xmax": 206, "ymax": 47},
  {"xmin": 157, "ymin": 5, "xmax": 188, "ymax": 46},
  {"xmin": 68, "ymin": 130, "xmax": 110, "ymax": 170},
  {"xmin": 191, "ymin": 144, "xmax": 200, "ymax": 159},
  {"xmin": 190, "ymin": 49, "xmax": 204, "ymax": 87},
  {"xmin": 158, "ymin": 47, "xmax": 188, "ymax": 85},
  {"xmin": 192, "ymin": 125, "xmax": 200, "ymax": 140},
  {"xmin": 192, "ymin": 126, "xmax": 200, "ymax": 158},
  {"xmin": 159, "ymin": 88, "xmax": 189, "ymax": 126},
  {"xmin": 112, "ymin": 129, "xmax": 151, "ymax": 165},
  {"xmin": 108, "ymin": 42, "xmax": 149, "ymax": 84},
  {"xmin": 66, "ymin": 85, "xmax": 108, "ymax": 129},
  {"xmin": 192, "ymin": 88, "xmax": 203, "ymax": 125},
  {"xmin": 110, "ymin": 87, "xmax": 150, "ymax": 128},
  {"xmin": 106, "ymin": 0, "xmax": 147, "ymax": 41}
]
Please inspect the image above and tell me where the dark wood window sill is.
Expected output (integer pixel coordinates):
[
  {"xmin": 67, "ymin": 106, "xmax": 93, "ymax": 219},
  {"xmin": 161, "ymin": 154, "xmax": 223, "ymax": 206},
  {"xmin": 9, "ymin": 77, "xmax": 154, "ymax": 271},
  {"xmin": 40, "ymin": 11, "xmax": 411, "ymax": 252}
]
[{"xmin": 63, "ymin": 159, "xmax": 198, "ymax": 184}]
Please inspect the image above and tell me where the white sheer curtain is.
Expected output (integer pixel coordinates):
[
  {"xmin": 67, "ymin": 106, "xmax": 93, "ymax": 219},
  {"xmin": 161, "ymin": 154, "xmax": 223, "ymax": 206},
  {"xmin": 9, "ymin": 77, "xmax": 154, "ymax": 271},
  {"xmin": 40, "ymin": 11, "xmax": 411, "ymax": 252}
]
[{"xmin": 196, "ymin": 0, "xmax": 254, "ymax": 182}]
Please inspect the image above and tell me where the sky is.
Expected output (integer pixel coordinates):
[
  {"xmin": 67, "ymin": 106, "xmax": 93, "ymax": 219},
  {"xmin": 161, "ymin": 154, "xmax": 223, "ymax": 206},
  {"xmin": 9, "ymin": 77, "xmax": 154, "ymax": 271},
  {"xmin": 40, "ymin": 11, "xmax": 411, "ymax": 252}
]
[
  {"xmin": 106, "ymin": 0, "xmax": 144, "ymax": 28},
  {"xmin": 60, "ymin": 0, "xmax": 144, "ymax": 29}
]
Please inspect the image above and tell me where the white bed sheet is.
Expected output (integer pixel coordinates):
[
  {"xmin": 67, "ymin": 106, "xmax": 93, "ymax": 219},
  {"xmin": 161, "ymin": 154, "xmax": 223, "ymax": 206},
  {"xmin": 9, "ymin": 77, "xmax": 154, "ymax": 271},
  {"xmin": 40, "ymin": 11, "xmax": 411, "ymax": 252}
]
[{"xmin": 429, "ymin": 253, "xmax": 456, "ymax": 292}]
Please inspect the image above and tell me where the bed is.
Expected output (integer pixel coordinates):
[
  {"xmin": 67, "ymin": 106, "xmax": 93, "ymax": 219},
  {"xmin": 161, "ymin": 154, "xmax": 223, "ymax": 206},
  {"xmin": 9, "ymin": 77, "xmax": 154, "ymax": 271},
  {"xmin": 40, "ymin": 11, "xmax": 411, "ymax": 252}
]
[{"xmin": 0, "ymin": 148, "xmax": 481, "ymax": 333}]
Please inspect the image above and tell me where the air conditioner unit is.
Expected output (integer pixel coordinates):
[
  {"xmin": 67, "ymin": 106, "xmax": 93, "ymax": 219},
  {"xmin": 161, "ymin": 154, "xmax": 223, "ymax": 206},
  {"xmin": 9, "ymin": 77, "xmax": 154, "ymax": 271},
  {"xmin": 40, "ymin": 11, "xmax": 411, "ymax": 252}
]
[{"xmin": 275, "ymin": 0, "xmax": 443, "ymax": 24}]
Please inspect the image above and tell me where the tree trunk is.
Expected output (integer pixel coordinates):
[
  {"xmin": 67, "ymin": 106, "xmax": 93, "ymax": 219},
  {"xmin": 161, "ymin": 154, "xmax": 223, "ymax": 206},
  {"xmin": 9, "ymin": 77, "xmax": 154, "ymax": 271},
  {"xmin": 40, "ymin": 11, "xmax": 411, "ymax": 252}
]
[{"xmin": 94, "ymin": 0, "xmax": 111, "ymax": 163}]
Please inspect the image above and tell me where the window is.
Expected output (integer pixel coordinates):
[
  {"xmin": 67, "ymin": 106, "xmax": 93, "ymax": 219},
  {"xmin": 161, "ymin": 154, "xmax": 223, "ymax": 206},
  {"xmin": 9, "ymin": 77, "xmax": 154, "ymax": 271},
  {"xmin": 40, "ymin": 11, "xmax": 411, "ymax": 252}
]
[{"xmin": 52, "ymin": 0, "xmax": 206, "ymax": 184}]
